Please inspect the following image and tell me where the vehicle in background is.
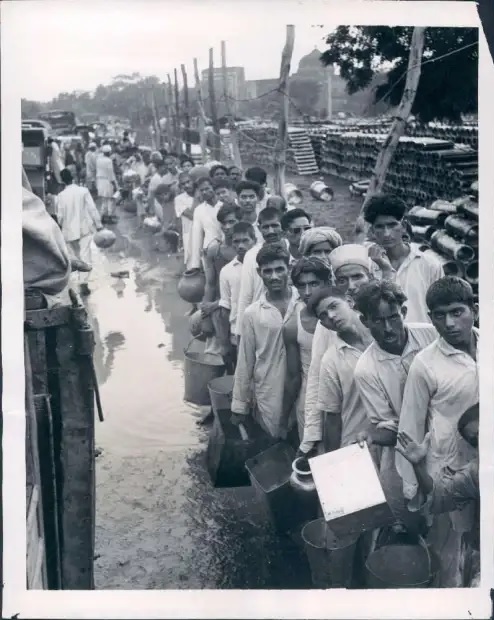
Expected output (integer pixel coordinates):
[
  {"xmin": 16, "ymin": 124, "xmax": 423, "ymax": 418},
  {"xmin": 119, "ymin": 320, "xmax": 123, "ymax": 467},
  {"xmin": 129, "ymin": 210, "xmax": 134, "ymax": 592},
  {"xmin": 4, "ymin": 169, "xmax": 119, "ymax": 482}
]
[
  {"xmin": 22, "ymin": 118, "xmax": 52, "ymax": 136},
  {"xmin": 22, "ymin": 127, "xmax": 49, "ymax": 202},
  {"xmin": 39, "ymin": 110, "xmax": 77, "ymax": 136}
]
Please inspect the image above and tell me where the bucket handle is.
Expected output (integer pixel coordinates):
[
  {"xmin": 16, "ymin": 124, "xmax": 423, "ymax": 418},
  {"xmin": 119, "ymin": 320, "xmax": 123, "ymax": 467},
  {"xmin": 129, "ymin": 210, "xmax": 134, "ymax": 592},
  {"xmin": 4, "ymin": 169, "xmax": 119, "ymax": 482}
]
[
  {"xmin": 417, "ymin": 534, "xmax": 433, "ymax": 581},
  {"xmin": 238, "ymin": 423, "xmax": 249, "ymax": 441},
  {"xmin": 184, "ymin": 335, "xmax": 203, "ymax": 356}
]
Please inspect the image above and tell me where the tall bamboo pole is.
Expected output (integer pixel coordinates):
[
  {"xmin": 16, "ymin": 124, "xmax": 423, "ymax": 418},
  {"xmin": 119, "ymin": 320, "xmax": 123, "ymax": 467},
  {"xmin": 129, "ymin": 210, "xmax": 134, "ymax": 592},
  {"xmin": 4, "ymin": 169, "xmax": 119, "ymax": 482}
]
[
  {"xmin": 208, "ymin": 47, "xmax": 221, "ymax": 161},
  {"xmin": 174, "ymin": 68, "xmax": 182, "ymax": 155},
  {"xmin": 181, "ymin": 64, "xmax": 191, "ymax": 156},
  {"xmin": 167, "ymin": 74, "xmax": 176, "ymax": 152},
  {"xmin": 221, "ymin": 40, "xmax": 242, "ymax": 168},
  {"xmin": 273, "ymin": 25, "xmax": 295, "ymax": 197},
  {"xmin": 193, "ymin": 58, "xmax": 208, "ymax": 164}
]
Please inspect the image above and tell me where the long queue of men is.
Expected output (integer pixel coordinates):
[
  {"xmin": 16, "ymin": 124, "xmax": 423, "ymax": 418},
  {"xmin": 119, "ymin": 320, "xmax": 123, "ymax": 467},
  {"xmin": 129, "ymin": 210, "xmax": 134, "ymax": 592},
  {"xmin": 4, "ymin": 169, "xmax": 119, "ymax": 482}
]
[
  {"xmin": 45, "ymin": 138, "xmax": 480, "ymax": 588},
  {"xmin": 167, "ymin": 163, "xmax": 479, "ymax": 589}
]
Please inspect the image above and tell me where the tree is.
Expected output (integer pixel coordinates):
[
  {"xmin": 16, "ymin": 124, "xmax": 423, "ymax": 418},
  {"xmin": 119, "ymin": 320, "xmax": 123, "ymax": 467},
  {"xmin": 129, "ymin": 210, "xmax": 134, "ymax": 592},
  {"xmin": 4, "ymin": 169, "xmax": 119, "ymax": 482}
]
[{"xmin": 321, "ymin": 27, "xmax": 478, "ymax": 122}]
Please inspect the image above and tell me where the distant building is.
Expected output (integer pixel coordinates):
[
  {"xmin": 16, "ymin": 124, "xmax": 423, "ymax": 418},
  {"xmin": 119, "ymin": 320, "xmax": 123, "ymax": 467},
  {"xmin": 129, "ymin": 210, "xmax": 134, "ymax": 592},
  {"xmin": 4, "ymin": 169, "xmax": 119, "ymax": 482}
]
[{"xmin": 201, "ymin": 66, "xmax": 245, "ymax": 116}]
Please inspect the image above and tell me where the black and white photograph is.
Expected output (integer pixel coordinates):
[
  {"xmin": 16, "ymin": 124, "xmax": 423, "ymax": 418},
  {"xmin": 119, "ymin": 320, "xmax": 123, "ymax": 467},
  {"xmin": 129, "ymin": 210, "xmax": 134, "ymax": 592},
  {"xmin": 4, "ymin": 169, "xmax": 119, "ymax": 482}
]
[{"xmin": 1, "ymin": 1, "xmax": 493, "ymax": 618}]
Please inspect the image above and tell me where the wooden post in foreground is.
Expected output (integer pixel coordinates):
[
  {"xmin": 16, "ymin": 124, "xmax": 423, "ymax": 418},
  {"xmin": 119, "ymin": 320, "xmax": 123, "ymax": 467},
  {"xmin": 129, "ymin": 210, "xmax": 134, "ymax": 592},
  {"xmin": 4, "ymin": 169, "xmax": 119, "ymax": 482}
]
[
  {"xmin": 361, "ymin": 27, "xmax": 426, "ymax": 214},
  {"xmin": 162, "ymin": 83, "xmax": 172, "ymax": 150},
  {"xmin": 208, "ymin": 47, "xmax": 221, "ymax": 161},
  {"xmin": 181, "ymin": 64, "xmax": 192, "ymax": 156},
  {"xmin": 194, "ymin": 58, "xmax": 208, "ymax": 164},
  {"xmin": 273, "ymin": 25, "xmax": 295, "ymax": 197},
  {"xmin": 174, "ymin": 68, "xmax": 183, "ymax": 155},
  {"xmin": 221, "ymin": 40, "xmax": 242, "ymax": 168}
]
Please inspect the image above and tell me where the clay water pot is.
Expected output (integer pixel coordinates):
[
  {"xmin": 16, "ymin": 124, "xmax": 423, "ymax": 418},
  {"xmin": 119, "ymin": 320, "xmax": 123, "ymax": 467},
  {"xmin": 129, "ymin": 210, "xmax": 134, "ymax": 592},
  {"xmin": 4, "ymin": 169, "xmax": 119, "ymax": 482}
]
[{"xmin": 178, "ymin": 268, "xmax": 206, "ymax": 303}]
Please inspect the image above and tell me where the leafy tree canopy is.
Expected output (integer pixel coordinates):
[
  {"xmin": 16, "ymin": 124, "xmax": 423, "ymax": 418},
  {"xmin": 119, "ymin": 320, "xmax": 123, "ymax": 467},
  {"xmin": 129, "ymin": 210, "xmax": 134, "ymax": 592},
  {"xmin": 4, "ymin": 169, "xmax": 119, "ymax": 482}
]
[{"xmin": 321, "ymin": 27, "xmax": 478, "ymax": 122}]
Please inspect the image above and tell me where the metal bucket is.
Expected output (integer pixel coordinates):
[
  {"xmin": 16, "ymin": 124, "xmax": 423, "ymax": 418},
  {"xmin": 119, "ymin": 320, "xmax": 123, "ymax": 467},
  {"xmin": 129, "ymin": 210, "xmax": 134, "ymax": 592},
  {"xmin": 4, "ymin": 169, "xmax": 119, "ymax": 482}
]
[
  {"xmin": 302, "ymin": 518, "xmax": 359, "ymax": 588},
  {"xmin": 208, "ymin": 375, "xmax": 234, "ymax": 415},
  {"xmin": 465, "ymin": 260, "xmax": 479, "ymax": 287},
  {"xmin": 183, "ymin": 337, "xmax": 225, "ymax": 406},
  {"xmin": 365, "ymin": 537, "xmax": 437, "ymax": 589},
  {"xmin": 284, "ymin": 183, "xmax": 303, "ymax": 206},
  {"xmin": 310, "ymin": 181, "xmax": 334, "ymax": 202},
  {"xmin": 245, "ymin": 442, "xmax": 317, "ymax": 533}
]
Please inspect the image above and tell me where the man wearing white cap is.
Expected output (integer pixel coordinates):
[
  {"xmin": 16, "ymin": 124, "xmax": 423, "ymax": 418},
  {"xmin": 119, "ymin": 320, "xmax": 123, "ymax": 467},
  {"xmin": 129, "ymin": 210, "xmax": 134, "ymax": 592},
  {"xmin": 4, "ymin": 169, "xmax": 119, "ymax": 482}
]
[
  {"xmin": 85, "ymin": 142, "xmax": 98, "ymax": 199},
  {"xmin": 299, "ymin": 243, "xmax": 394, "ymax": 456},
  {"xmin": 96, "ymin": 144, "xmax": 118, "ymax": 224}
]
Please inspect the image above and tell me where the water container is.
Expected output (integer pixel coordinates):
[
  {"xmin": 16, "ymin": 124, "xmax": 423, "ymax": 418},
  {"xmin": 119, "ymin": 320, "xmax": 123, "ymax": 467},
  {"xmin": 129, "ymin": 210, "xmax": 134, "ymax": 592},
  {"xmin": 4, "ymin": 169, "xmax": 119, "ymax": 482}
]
[
  {"xmin": 444, "ymin": 215, "xmax": 478, "ymax": 247},
  {"xmin": 408, "ymin": 206, "xmax": 448, "ymax": 228},
  {"xmin": 284, "ymin": 183, "xmax": 303, "ymax": 206},
  {"xmin": 430, "ymin": 230, "xmax": 475, "ymax": 263},
  {"xmin": 183, "ymin": 337, "xmax": 225, "ymax": 406},
  {"xmin": 208, "ymin": 375, "xmax": 234, "ymax": 415},
  {"xmin": 465, "ymin": 260, "xmax": 479, "ymax": 287},
  {"xmin": 310, "ymin": 181, "xmax": 334, "ymax": 202},
  {"xmin": 410, "ymin": 225, "xmax": 435, "ymax": 243},
  {"xmin": 178, "ymin": 268, "xmax": 206, "ymax": 303}
]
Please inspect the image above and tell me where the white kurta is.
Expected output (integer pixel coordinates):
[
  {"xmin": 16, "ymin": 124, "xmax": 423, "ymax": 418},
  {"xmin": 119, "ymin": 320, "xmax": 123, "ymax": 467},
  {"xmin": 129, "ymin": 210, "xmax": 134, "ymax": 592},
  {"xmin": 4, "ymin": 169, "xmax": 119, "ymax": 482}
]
[{"xmin": 96, "ymin": 155, "xmax": 116, "ymax": 198}]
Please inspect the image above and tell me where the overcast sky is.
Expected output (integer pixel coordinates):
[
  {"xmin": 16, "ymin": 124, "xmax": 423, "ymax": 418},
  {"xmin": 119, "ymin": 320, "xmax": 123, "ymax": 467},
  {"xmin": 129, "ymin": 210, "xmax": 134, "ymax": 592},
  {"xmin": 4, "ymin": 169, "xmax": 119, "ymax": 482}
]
[{"xmin": 9, "ymin": 0, "xmax": 341, "ymax": 102}]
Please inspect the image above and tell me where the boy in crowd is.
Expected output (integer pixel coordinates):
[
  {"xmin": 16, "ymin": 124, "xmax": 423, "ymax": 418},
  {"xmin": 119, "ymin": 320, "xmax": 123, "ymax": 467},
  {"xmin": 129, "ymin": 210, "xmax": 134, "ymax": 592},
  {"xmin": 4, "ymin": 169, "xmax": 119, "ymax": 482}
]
[
  {"xmin": 209, "ymin": 164, "xmax": 229, "ymax": 181},
  {"xmin": 298, "ymin": 227, "xmax": 343, "ymax": 268},
  {"xmin": 284, "ymin": 257, "xmax": 332, "ymax": 440},
  {"xmin": 396, "ymin": 276, "xmax": 479, "ymax": 587},
  {"xmin": 228, "ymin": 165, "xmax": 243, "ymax": 185},
  {"xmin": 363, "ymin": 194, "xmax": 443, "ymax": 323},
  {"xmin": 309, "ymin": 286, "xmax": 374, "ymax": 454},
  {"xmin": 245, "ymin": 166, "xmax": 269, "ymax": 209},
  {"xmin": 266, "ymin": 195, "xmax": 288, "ymax": 216},
  {"xmin": 300, "ymin": 244, "xmax": 397, "ymax": 456},
  {"xmin": 231, "ymin": 242, "xmax": 299, "ymax": 442},
  {"xmin": 352, "ymin": 279, "xmax": 437, "ymax": 526},
  {"xmin": 189, "ymin": 177, "xmax": 223, "ymax": 270},
  {"xmin": 175, "ymin": 173, "xmax": 196, "ymax": 268},
  {"xmin": 396, "ymin": 404, "xmax": 479, "ymax": 587},
  {"xmin": 213, "ymin": 178, "xmax": 237, "ymax": 208},
  {"xmin": 281, "ymin": 208, "xmax": 312, "ymax": 260},
  {"xmin": 180, "ymin": 155, "xmax": 195, "ymax": 173},
  {"xmin": 217, "ymin": 222, "xmax": 257, "ymax": 373},
  {"xmin": 235, "ymin": 207, "xmax": 287, "ymax": 339},
  {"xmin": 235, "ymin": 180, "xmax": 263, "ymax": 242}
]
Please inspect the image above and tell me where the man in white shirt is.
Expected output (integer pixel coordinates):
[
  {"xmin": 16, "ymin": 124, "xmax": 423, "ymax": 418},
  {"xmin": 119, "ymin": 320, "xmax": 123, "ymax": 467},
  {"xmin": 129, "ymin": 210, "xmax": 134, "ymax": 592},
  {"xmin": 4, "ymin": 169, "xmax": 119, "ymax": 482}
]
[
  {"xmin": 396, "ymin": 276, "xmax": 479, "ymax": 587},
  {"xmin": 231, "ymin": 242, "xmax": 299, "ymax": 442},
  {"xmin": 175, "ymin": 172, "xmax": 196, "ymax": 267},
  {"xmin": 57, "ymin": 168, "xmax": 103, "ymax": 296},
  {"xmin": 235, "ymin": 206, "xmax": 288, "ymax": 339},
  {"xmin": 236, "ymin": 180, "xmax": 264, "ymax": 243},
  {"xmin": 245, "ymin": 166, "xmax": 270, "ymax": 210},
  {"xmin": 217, "ymin": 221, "xmax": 257, "ymax": 372},
  {"xmin": 85, "ymin": 142, "xmax": 98, "ymax": 198},
  {"xmin": 189, "ymin": 176, "xmax": 223, "ymax": 270},
  {"xmin": 280, "ymin": 208, "xmax": 312, "ymax": 260},
  {"xmin": 352, "ymin": 279, "xmax": 437, "ymax": 527},
  {"xmin": 363, "ymin": 194, "xmax": 444, "ymax": 323}
]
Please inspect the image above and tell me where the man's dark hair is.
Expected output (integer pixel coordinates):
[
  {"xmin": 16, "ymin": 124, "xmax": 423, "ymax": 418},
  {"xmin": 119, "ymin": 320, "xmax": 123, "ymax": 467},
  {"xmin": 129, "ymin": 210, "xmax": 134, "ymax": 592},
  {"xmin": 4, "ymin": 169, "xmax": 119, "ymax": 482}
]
[
  {"xmin": 228, "ymin": 165, "xmax": 242, "ymax": 175},
  {"xmin": 266, "ymin": 195, "xmax": 287, "ymax": 213},
  {"xmin": 281, "ymin": 208, "xmax": 312, "ymax": 231},
  {"xmin": 194, "ymin": 176, "xmax": 213, "ymax": 190},
  {"xmin": 258, "ymin": 206, "xmax": 282, "ymax": 225},
  {"xmin": 363, "ymin": 194, "xmax": 407, "ymax": 225},
  {"xmin": 256, "ymin": 242, "xmax": 290, "ymax": 268},
  {"xmin": 306, "ymin": 286, "xmax": 347, "ymax": 317},
  {"xmin": 425, "ymin": 276, "xmax": 475, "ymax": 312},
  {"xmin": 291, "ymin": 257, "xmax": 331, "ymax": 287},
  {"xmin": 354, "ymin": 280, "xmax": 408, "ymax": 319},
  {"xmin": 217, "ymin": 203, "xmax": 238, "ymax": 224},
  {"xmin": 209, "ymin": 164, "xmax": 229, "ymax": 178},
  {"xmin": 60, "ymin": 168, "xmax": 73, "ymax": 185},
  {"xmin": 236, "ymin": 180, "xmax": 261, "ymax": 198},
  {"xmin": 180, "ymin": 155, "xmax": 195, "ymax": 166},
  {"xmin": 212, "ymin": 178, "xmax": 233, "ymax": 191},
  {"xmin": 232, "ymin": 221, "xmax": 256, "ymax": 240},
  {"xmin": 245, "ymin": 166, "xmax": 267, "ymax": 185}
]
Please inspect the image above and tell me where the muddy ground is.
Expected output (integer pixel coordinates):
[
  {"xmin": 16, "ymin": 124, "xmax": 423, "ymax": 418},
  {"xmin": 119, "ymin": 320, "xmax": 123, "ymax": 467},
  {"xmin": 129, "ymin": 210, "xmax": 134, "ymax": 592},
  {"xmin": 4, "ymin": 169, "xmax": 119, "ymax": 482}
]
[{"xmin": 90, "ymin": 172, "xmax": 362, "ymax": 589}]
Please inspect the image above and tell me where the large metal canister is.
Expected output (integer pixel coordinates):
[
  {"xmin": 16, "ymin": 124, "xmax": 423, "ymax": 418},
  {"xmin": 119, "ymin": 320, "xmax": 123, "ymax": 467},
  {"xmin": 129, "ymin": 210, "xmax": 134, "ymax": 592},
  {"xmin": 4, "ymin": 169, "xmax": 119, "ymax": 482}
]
[
  {"xmin": 310, "ymin": 181, "xmax": 334, "ymax": 202},
  {"xmin": 423, "ymin": 249, "xmax": 465, "ymax": 278},
  {"xmin": 444, "ymin": 215, "xmax": 478, "ymax": 247},
  {"xmin": 429, "ymin": 200, "xmax": 457, "ymax": 215},
  {"xmin": 284, "ymin": 183, "xmax": 303, "ymax": 206},
  {"xmin": 465, "ymin": 260, "xmax": 479, "ymax": 287},
  {"xmin": 430, "ymin": 230, "xmax": 475, "ymax": 263},
  {"xmin": 408, "ymin": 206, "xmax": 448, "ymax": 228},
  {"xmin": 410, "ymin": 225, "xmax": 435, "ymax": 243}
]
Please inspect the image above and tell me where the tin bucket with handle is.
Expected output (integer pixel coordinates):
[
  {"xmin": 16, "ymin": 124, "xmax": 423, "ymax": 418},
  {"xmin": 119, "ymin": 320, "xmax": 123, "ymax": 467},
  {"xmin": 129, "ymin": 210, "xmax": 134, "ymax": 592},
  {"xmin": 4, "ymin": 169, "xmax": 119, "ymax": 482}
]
[
  {"xmin": 364, "ymin": 533, "xmax": 437, "ymax": 588},
  {"xmin": 183, "ymin": 337, "xmax": 225, "ymax": 406},
  {"xmin": 310, "ymin": 181, "xmax": 334, "ymax": 202},
  {"xmin": 208, "ymin": 375, "xmax": 234, "ymax": 415},
  {"xmin": 302, "ymin": 518, "xmax": 359, "ymax": 588}
]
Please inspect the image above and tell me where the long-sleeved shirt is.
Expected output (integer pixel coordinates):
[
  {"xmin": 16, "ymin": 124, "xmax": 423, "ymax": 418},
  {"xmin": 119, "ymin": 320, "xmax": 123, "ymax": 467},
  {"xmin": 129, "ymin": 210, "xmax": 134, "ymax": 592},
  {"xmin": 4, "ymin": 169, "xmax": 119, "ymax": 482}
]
[
  {"xmin": 373, "ymin": 245, "xmax": 443, "ymax": 323},
  {"xmin": 231, "ymin": 288, "xmax": 299, "ymax": 438},
  {"xmin": 189, "ymin": 201, "xmax": 223, "ymax": 269},
  {"xmin": 56, "ymin": 183, "xmax": 102, "ymax": 242},
  {"xmin": 396, "ymin": 330, "xmax": 479, "ymax": 533},
  {"xmin": 300, "ymin": 321, "xmax": 337, "ymax": 451},
  {"xmin": 235, "ymin": 238, "xmax": 295, "ymax": 338},
  {"xmin": 218, "ymin": 256, "xmax": 243, "ymax": 341}
]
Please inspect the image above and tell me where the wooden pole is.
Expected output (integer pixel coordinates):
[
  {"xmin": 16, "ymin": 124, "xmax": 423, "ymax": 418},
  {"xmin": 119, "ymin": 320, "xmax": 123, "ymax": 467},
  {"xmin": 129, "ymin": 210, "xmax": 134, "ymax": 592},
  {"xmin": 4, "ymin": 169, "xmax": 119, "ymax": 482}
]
[
  {"xmin": 174, "ymin": 68, "xmax": 182, "ymax": 155},
  {"xmin": 208, "ymin": 47, "xmax": 221, "ymax": 161},
  {"xmin": 181, "ymin": 64, "xmax": 191, "ymax": 156},
  {"xmin": 361, "ymin": 27, "xmax": 426, "ymax": 213},
  {"xmin": 221, "ymin": 40, "xmax": 242, "ymax": 168},
  {"xmin": 194, "ymin": 58, "xmax": 208, "ymax": 164},
  {"xmin": 162, "ymin": 84, "xmax": 172, "ymax": 150},
  {"xmin": 150, "ymin": 88, "xmax": 161, "ymax": 148},
  {"xmin": 167, "ymin": 74, "xmax": 176, "ymax": 152},
  {"xmin": 273, "ymin": 25, "xmax": 295, "ymax": 197}
]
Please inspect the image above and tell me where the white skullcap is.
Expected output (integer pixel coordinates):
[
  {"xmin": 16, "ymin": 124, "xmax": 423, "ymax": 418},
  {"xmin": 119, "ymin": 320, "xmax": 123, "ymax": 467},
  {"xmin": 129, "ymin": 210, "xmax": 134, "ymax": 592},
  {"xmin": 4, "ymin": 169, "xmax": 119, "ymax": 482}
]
[
  {"xmin": 102, "ymin": 145, "xmax": 112, "ymax": 154},
  {"xmin": 329, "ymin": 243, "xmax": 372, "ymax": 273},
  {"xmin": 89, "ymin": 142, "xmax": 97, "ymax": 149}
]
